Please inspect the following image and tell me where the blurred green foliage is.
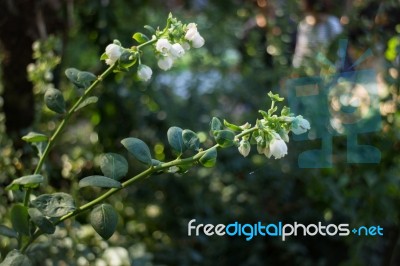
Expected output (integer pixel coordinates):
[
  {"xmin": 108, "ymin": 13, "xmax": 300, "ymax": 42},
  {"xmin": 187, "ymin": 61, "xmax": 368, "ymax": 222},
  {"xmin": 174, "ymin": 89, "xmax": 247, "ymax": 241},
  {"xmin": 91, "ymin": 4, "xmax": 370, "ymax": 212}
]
[{"xmin": 1, "ymin": 0, "xmax": 400, "ymax": 265}]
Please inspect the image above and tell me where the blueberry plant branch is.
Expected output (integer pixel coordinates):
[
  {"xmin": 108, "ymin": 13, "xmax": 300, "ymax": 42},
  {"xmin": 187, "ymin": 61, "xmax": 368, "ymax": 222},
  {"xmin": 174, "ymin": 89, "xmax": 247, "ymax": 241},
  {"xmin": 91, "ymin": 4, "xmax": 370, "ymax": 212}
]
[{"xmin": 2, "ymin": 14, "xmax": 310, "ymax": 263}]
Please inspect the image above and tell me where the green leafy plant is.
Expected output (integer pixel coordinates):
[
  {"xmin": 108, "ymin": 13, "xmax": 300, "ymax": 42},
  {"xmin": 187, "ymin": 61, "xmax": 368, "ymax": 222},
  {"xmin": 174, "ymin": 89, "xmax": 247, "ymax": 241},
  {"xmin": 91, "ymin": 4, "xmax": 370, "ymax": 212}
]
[{"xmin": 0, "ymin": 13, "xmax": 310, "ymax": 264}]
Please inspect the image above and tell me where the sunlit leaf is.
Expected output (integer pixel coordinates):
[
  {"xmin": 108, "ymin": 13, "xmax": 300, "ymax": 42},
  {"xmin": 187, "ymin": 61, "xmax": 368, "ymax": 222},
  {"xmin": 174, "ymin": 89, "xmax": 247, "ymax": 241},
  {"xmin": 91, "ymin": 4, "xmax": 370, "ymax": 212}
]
[
  {"xmin": 210, "ymin": 117, "xmax": 222, "ymax": 133},
  {"xmin": 21, "ymin": 132, "xmax": 48, "ymax": 143},
  {"xmin": 132, "ymin": 32, "xmax": 149, "ymax": 43},
  {"xmin": 6, "ymin": 175, "xmax": 44, "ymax": 191}
]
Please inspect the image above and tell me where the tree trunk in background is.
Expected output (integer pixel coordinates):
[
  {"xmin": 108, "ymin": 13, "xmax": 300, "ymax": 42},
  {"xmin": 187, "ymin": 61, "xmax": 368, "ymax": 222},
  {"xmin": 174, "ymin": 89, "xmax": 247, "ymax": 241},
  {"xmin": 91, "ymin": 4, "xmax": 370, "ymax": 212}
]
[{"xmin": 0, "ymin": 0, "xmax": 66, "ymax": 147}]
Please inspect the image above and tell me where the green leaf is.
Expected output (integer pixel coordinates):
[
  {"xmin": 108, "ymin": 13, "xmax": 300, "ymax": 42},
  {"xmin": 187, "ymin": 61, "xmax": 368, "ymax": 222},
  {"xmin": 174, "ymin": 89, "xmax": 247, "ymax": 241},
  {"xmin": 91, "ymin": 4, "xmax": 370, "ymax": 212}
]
[
  {"xmin": 0, "ymin": 249, "xmax": 32, "ymax": 266},
  {"xmin": 0, "ymin": 225, "xmax": 18, "ymax": 238},
  {"xmin": 79, "ymin": 175, "xmax": 122, "ymax": 189},
  {"xmin": 182, "ymin": 129, "xmax": 200, "ymax": 151},
  {"xmin": 214, "ymin": 130, "xmax": 235, "ymax": 148},
  {"xmin": 223, "ymin": 119, "xmax": 242, "ymax": 131},
  {"xmin": 281, "ymin": 106, "xmax": 291, "ymax": 116},
  {"xmin": 10, "ymin": 204, "xmax": 29, "ymax": 236},
  {"xmin": 199, "ymin": 148, "xmax": 217, "ymax": 168},
  {"xmin": 90, "ymin": 204, "xmax": 118, "ymax": 240},
  {"xmin": 132, "ymin": 32, "xmax": 149, "ymax": 43},
  {"xmin": 21, "ymin": 132, "xmax": 48, "ymax": 143},
  {"xmin": 6, "ymin": 174, "xmax": 44, "ymax": 191},
  {"xmin": 144, "ymin": 25, "xmax": 156, "ymax": 34},
  {"xmin": 65, "ymin": 68, "xmax": 96, "ymax": 89},
  {"xmin": 259, "ymin": 110, "xmax": 269, "ymax": 119},
  {"xmin": 100, "ymin": 153, "xmax": 128, "ymax": 180},
  {"xmin": 75, "ymin": 96, "xmax": 98, "ymax": 112},
  {"xmin": 30, "ymin": 193, "xmax": 76, "ymax": 218},
  {"xmin": 210, "ymin": 117, "xmax": 222, "ymax": 133},
  {"xmin": 44, "ymin": 88, "xmax": 66, "ymax": 114},
  {"xmin": 267, "ymin": 91, "xmax": 284, "ymax": 102},
  {"xmin": 27, "ymin": 208, "xmax": 55, "ymax": 234},
  {"xmin": 121, "ymin": 138, "xmax": 152, "ymax": 165},
  {"xmin": 167, "ymin": 127, "xmax": 186, "ymax": 154},
  {"xmin": 100, "ymin": 52, "xmax": 108, "ymax": 60},
  {"xmin": 151, "ymin": 159, "xmax": 162, "ymax": 167}
]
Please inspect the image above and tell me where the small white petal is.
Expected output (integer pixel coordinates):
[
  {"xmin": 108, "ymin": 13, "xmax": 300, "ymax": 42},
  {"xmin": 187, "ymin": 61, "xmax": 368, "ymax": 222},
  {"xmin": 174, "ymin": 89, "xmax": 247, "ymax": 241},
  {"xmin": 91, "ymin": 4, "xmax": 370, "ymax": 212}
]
[
  {"xmin": 191, "ymin": 33, "xmax": 205, "ymax": 48},
  {"xmin": 269, "ymin": 138, "xmax": 288, "ymax": 159},
  {"xmin": 157, "ymin": 56, "xmax": 174, "ymax": 71},
  {"xmin": 137, "ymin": 64, "xmax": 153, "ymax": 81},
  {"xmin": 156, "ymin": 38, "xmax": 172, "ymax": 55},
  {"xmin": 170, "ymin": 43, "xmax": 185, "ymax": 58}
]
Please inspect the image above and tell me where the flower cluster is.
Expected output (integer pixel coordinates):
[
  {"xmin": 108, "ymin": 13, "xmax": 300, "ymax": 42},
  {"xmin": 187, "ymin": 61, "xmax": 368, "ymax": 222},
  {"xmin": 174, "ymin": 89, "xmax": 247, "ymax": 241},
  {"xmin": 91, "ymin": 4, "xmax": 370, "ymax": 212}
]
[
  {"xmin": 154, "ymin": 22, "xmax": 204, "ymax": 71},
  {"xmin": 236, "ymin": 94, "xmax": 311, "ymax": 160},
  {"xmin": 100, "ymin": 14, "xmax": 205, "ymax": 82}
]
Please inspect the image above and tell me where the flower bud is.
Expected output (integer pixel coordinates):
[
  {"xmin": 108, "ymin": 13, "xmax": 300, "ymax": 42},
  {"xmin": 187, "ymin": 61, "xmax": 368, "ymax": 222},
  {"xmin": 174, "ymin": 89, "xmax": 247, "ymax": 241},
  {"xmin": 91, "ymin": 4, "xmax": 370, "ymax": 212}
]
[
  {"xmin": 291, "ymin": 115, "xmax": 310, "ymax": 135},
  {"xmin": 238, "ymin": 139, "xmax": 251, "ymax": 157},
  {"xmin": 157, "ymin": 56, "xmax": 174, "ymax": 71},
  {"xmin": 105, "ymin": 43, "xmax": 122, "ymax": 65},
  {"xmin": 137, "ymin": 64, "xmax": 152, "ymax": 81},
  {"xmin": 191, "ymin": 33, "xmax": 205, "ymax": 48},
  {"xmin": 170, "ymin": 43, "xmax": 185, "ymax": 58},
  {"xmin": 269, "ymin": 137, "xmax": 288, "ymax": 159}
]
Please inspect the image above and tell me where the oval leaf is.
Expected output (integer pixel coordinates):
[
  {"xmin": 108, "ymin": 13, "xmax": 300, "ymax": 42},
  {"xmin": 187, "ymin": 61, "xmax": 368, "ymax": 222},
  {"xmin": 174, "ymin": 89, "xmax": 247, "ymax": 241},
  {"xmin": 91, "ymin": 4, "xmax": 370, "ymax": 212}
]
[
  {"xmin": 90, "ymin": 204, "xmax": 118, "ymax": 240},
  {"xmin": 21, "ymin": 132, "xmax": 48, "ymax": 143},
  {"xmin": 30, "ymin": 193, "xmax": 76, "ymax": 218},
  {"xmin": 210, "ymin": 117, "xmax": 222, "ymax": 134},
  {"xmin": 6, "ymin": 174, "xmax": 44, "ymax": 191},
  {"xmin": 75, "ymin": 96, "xmax": 98, "ymax": 112},
  {"xmin": 167, "ymin": 127, "xmax": 186, "ymax": 154},
  {"xmin": 214, "ymin": 130, "xmax": 235, "ymax": 148},
  {"xmin": 132, "ymin": 32, "xmax": 149, "ymax": 43},
  {"xmin": 0, "ymin": 249, "xmax": 32, "ymax": 266},
  {"xmin": 0, "ymin": 225, "xmax": 18, "ymax": 239},
  {"xmin": 44, "ymin": 88, "xmax": 66, "ymax": 114},
  {"xmin": 121, "ymin": 138, "xmax": 152, "ymax": 165},
  {"xmin": 28, "ymin": 208, "xmax": 55, "ymax": 234},
  {"xmin": 65, "ymin": 68, "xmax": 96, "ymax": 89},
  {"xmin": 182, "ymin": 129, "xmax": 200, "ymax": 151},
  {"xmin": 223, "ymin": 119, "xmax": 242, "ymax": 131},
  {"xmin": 79, "ymin": 175, "xmax": 122, "ymax": 189},
  {"xmin": 199, "ymin": 148, "xmax": 217, "ymax": 168},
  {"xmin": 10, "ymin": 204, "xmax": 30, "ymax": 236},
  {"xmin": 100, "ymin": 153, "xmax": 128, "ymax": 180}
]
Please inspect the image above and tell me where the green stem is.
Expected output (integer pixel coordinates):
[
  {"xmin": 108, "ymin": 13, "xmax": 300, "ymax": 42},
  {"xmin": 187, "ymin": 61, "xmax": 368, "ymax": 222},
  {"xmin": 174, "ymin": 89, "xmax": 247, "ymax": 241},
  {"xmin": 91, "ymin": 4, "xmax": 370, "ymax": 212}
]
[
  {"xmin": 20, "ymin": 127, "xmax": 258, "ymax": 253},
  {"xmin": 23, "ymin": 64, "xmax": 116, "ymax": 207}
]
